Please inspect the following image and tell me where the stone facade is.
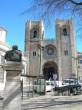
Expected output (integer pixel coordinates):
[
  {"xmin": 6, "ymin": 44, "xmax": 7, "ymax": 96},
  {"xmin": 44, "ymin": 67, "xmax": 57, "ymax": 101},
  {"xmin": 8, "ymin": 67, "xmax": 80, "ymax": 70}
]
[
  {"xmin": 25, "ymin": 18, "xmax": 77, "ymax": 80},
  {"xmin": 77, "ymin": 52, "xmax": 82, "ymax": 80},
  {"xmin": 0, "ymin": 28, "xmax": 10, "ymax": 100}
]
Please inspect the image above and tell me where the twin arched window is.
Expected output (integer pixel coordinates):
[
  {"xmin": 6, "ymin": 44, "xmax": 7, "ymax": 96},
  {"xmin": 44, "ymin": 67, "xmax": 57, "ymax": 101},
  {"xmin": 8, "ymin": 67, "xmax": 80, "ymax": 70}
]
[
  {"xmin": 33, "ymin": 30, "xmax": 37, "ymax": 38},
  {"xmin": 63, "ymin": 28, "xmax": 67, "ymax": 36},
  {"xmin": 31, "ymin": 28, "xmax": 38, "ymax": 39}
]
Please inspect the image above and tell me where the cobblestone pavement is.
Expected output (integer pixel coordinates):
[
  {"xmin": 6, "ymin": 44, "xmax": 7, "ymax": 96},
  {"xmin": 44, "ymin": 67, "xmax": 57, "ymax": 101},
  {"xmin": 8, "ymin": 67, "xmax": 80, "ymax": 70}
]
[{"xmin": 22, "ymin": 95, "xmax": 82, "ymax": 110}]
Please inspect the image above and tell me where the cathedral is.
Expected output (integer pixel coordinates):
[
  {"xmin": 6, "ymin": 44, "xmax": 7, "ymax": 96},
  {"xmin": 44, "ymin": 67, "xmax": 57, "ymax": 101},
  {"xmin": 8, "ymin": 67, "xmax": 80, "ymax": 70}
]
[{"xmin": 25, "ymin": 18, "xmax": 77, "ymax": 81}]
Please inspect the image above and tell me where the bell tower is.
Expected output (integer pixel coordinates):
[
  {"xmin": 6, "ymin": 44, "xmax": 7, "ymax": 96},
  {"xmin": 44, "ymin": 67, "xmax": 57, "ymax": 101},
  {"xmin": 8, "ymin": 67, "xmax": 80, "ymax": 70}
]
[
  {"xmin": 25, "ymin": 21, "xmax": 44, "ymax": 76},
  {"xmin": 56, "ymin": 18, "xmax": 77, "ymax": 80}
]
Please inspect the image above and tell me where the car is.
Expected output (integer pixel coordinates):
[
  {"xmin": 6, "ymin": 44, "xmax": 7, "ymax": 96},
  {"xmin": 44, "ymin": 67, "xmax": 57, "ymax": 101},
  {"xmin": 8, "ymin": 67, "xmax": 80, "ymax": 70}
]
[
  {"xmin": 78, "ymin": 80, "xmax": 82, "ymax": 90},
  {"xmin": 46, "ymin": 80, "xmax": 63, "ymax": 92},
  {"xmin": 46, "ymin": 80, "xmax": 53, "ymax": 92},
  {"xmin": 62, "ymin": 78, "xmax": 81, "ymax": 95},
  {"xmin": 54, "ymin": 80, "xmax": 64, "ymax": 87},
  {"xmin": 53, "ymin": 80, "xmax": 67, "ymax": 91},
  {"xmin": 63, "ymin": 78, "xmax": 78, "ymax": 85}
]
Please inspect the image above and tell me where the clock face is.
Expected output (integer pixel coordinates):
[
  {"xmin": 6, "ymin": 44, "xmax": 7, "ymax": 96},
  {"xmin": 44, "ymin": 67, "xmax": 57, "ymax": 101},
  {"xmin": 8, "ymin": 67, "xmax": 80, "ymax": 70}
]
[{"xmin": 47, "ymin": 47, "xmax": 54, "ymax": 55}]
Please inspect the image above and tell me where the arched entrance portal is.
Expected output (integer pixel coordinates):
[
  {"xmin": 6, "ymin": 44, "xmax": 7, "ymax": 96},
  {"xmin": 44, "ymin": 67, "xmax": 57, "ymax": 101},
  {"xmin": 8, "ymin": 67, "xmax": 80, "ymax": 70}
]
[{"xmin": 43, "ymin": 61, "xmax": 58, "ymax": 80}]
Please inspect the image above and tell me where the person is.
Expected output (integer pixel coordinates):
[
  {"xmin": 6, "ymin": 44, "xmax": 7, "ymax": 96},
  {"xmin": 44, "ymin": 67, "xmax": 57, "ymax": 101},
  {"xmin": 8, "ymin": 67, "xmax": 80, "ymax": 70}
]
[{"xmin": 53, "ymin": 74, "xmax": 57, "ymax": 80}]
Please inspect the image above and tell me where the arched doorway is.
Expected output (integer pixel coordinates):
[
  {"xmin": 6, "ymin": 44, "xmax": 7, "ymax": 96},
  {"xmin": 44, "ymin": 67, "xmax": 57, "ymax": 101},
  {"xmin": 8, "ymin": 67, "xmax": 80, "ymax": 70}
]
[{"xmin": 43, "ymin": 61, "xmax": 58, "ymax": 80}]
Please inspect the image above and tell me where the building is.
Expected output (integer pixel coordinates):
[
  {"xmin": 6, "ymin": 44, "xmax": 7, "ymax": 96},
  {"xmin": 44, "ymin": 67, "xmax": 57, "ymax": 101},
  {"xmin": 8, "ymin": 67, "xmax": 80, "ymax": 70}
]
[
  {"xmin": 25, "ymin": 18, "xmax": 78, "ymax": 81},
  {"xmin": 0, "ymin": 27, "xmax": 10, "ymax": 64},
  {"xmin": 0, "ymin": 27, "xmax": 10, "ymax": 81},
  {"xmin": 77, "ymin": 52, "xmax": 82, "ymax": 80},
  {"xmin": 0, "ymin": 27, "xmax": 10, "ymax": 97}
]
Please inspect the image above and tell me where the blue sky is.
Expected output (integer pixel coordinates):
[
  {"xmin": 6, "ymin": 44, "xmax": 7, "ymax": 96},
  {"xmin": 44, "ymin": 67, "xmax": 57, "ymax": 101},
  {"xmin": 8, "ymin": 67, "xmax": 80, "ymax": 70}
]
[
  {"xmin": 0, "ymin": 0, "xmax": 31, "ymax": 51},
  {"xmin": 0, "ymin": 0, "xmax": 82, "ymax": 52}
]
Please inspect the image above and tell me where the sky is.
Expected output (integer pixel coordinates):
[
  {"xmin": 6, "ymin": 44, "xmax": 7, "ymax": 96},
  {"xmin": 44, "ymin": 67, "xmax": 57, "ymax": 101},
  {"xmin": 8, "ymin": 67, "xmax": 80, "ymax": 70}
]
[{"xmin": 0, "ymin": 0, "xmax": 82, "ymax": 52}]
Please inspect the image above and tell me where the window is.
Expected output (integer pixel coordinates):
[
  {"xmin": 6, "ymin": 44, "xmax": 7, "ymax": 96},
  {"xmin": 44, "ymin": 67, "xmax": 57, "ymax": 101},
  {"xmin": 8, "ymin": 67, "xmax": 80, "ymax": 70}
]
[
  {"xmin": 80, "ymin": 60, "xmax": 82, "ymax": 64},
  {"xmin": 33, "ymin": 30, "xmax": 37, "ymax": 38},
  {"xmin": 33, "ymin": 51, "xmax": 36, "ymax": 56},
  {"xmin": 64, "ymin": 50, "xmax": 68, "ymax": 56},
  {"xmin": 47, "ymin": 47, "xmax": 54, "ymax": 55},
  {"xmin": 30, "ymin": 28, "xmax": 38, "ymax": 39},
  {"xmin": 63, "ymin": 28, "xmax": 67, "ymax": 36}
]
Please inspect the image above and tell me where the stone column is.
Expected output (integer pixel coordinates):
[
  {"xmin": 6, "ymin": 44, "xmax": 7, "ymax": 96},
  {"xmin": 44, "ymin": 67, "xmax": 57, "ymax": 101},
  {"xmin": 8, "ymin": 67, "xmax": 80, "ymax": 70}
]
[{"xmin": 3, "ymin": 62, "xmax": 23, "ymax": 110}]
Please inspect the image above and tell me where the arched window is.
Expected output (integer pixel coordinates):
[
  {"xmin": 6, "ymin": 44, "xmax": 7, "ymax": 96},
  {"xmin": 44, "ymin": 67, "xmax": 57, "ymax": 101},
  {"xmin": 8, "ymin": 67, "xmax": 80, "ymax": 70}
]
[
  {"xmin": 33, "ymin": 30, "xmax": 37, "ymax": 38},
  {"xmin": 63, "ymin": 28, "xmax": 67, "ymax": 36},
  {"xmin": 30, "ymin": 28, "xmax": 38, "ymax": 39}
]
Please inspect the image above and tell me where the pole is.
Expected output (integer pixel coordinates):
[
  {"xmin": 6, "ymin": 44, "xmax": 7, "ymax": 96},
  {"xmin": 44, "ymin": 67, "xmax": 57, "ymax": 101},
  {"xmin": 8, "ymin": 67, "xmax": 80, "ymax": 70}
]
[
  {"xmin": 76, "ymin": 58, "xmax": 78, "ymax": 80},
  {"xmin": 72, "ymin": 56, "xmax": 78, "ymax": 79}
]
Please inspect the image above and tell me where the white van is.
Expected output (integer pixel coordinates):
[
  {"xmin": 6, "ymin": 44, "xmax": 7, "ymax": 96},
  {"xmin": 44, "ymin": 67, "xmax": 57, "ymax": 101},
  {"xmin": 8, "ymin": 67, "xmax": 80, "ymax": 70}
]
[
  {"xmin": 46, "ymin": 81, "xmax": 52, "ymax": 92},
  {"xmin": 45, "ymin": 80, "xmax": 55, "ymax": 92}
]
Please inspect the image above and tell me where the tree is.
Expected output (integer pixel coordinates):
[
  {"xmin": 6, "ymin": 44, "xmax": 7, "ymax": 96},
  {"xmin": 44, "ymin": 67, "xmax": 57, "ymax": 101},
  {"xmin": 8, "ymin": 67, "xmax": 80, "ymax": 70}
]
[
  {"xmin": 21, "ymin": 0, "xmax": 82, "ymax": 38},
  {"xmin": 22, "ymin": 0, "xmax": 82, "ymax": 19}
]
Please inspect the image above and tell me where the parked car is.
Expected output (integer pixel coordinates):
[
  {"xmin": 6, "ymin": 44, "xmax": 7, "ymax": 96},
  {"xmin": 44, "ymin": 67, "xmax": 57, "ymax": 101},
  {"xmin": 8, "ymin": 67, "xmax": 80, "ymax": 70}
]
[
  {"xmin": 46, "ymin": 80, "xmax": 66, "ymax": 92},
  {"xmin": 54, "ymin": 80, "xmax": 64, "ymax": 87},
  {"xmin": 63, "ymin": 78, "xmax": 78, "ymax": 85},
  {"xmin": 53, "ymin": 80, "xmax": 66, "ymax": 91},
  {"xmin": 46, "ymin": 80, "xmax": 53, "ymax": 92},
  {"xmin": 62, "ymin": 78, "xmax": 81, "ymax": 95},
  {"xmin": 78, "ymin": 80, "xmax": 82, "ymax": 90}
]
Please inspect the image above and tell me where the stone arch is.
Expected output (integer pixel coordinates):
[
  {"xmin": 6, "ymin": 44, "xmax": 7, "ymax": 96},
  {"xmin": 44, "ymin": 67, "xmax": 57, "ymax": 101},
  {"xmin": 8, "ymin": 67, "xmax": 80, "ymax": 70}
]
[
  {"xmin": 45, "ymin": 44, "xmax": 57, "ymax": 51},
  {"xmin": 43, "ymin": 61, "xmax": 58, "ymax": 80}
]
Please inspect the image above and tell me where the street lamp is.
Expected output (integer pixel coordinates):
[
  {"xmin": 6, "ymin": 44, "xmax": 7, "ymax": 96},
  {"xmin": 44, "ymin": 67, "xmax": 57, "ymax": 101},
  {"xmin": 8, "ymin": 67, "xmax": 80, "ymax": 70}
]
[
  {"xmin": 72, "ymin": 56, "xmax": 79, "ymax": 79},
  {"xmin": 77, "ymin": 65, "xmax": 80, "ymax": 80},
  {"xmin": 38, "ymin": 44, "xmax": 44, "ymax": 76}
]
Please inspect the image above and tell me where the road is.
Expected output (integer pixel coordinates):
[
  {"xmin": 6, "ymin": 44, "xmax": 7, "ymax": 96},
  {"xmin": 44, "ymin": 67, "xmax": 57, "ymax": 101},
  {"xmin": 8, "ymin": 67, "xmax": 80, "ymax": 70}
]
[
  {"xmin": 22, "ymin": 94, "xmax": 82, "ymax": 110},
  {"xmin": 0, "ymin": 94, "xmax": 82, "ymax": 110}
]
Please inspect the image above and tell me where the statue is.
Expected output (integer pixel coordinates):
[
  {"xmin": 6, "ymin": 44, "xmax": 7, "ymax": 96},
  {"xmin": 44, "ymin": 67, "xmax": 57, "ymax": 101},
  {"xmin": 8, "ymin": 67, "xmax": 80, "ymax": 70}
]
[{"xmin": 5, "ymin": 45, "xmax": 22, "ymax": 62}]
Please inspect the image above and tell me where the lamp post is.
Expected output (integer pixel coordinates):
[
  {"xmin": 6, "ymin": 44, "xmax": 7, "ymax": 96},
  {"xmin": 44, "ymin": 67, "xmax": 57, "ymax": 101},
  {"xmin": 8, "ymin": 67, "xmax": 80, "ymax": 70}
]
[
  {"xmin": 38, "ymin": 44, "xmax": 44, "ymax": 76},
  {"xmin": 72, "ymin": 56, "xmax": 79, "ymax": 79},
  {"xmin": 38, "ymin": 44, "xmax": 45, "ymax": 94},
  {"xmin": 77, "ymin": 65, "xmax": 80, "ymax": 80}
]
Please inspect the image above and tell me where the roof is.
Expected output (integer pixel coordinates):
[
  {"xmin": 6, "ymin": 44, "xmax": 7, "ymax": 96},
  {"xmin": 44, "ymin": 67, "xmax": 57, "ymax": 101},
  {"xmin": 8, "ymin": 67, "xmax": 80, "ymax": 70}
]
[
  {"xmin": 0, "ymin": 41, "xmax": 10, "ymax": 48},
  {"xmin": 77, "ymin": 52, "xmax": 82, "ymax": 55},
  {"xmin": 0, "ymin": 27, "xmax": 7, "ymax": 32}
]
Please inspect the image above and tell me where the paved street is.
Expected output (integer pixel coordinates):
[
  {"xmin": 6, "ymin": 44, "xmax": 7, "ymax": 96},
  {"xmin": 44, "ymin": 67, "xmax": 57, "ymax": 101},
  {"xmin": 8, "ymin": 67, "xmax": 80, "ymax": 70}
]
[
  {"xmin": 22, "ymin": 94, "xmax": 82, "ymax": 110},
  {"xmin": 0, "ymin": 94, "xmax": 82, "ymax": 110}
]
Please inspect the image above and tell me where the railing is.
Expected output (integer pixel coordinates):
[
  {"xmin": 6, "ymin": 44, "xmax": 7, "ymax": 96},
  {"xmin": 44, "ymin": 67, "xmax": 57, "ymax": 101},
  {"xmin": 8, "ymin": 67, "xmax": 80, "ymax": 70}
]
[{"xmin": 21, "ymin": 75, "xmax": 45, "ymax": 100}]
